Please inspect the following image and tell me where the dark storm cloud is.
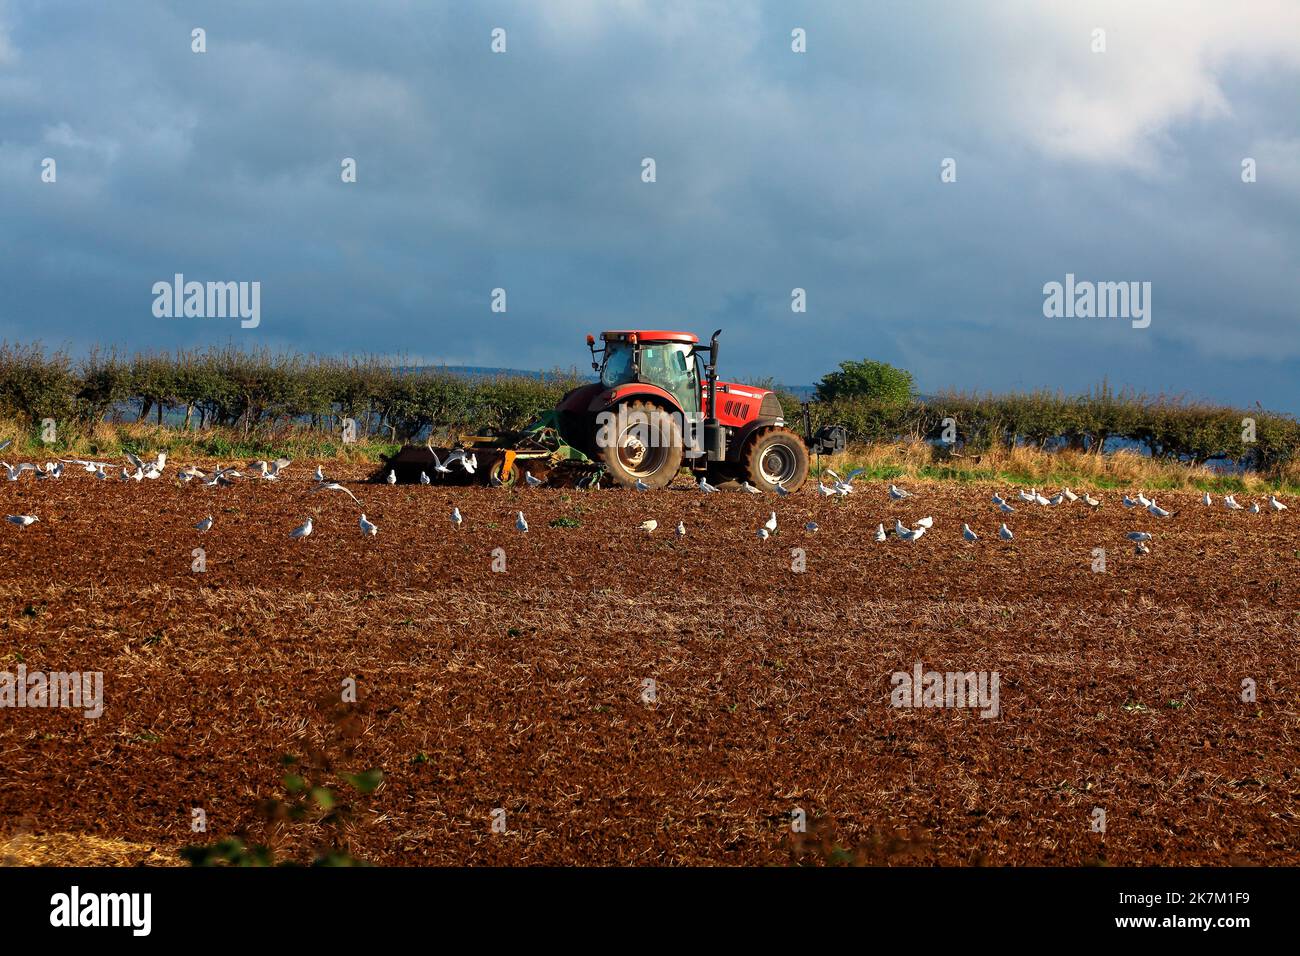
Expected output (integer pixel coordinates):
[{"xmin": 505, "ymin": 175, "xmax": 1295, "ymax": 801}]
[{"xmin": 1, "ymin": 1, "xmax": 1298, "ymax": 407}]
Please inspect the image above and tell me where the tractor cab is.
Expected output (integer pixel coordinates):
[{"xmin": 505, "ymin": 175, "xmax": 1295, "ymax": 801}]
[{"xmin": 593, "ymin": 331, "xmax": 702, "ymax": 416}]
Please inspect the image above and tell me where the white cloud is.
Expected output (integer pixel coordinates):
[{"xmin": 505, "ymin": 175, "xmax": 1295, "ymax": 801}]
[{"xmin": 985, "ymin": 0, "xmax": 1300, "ymax": 168}]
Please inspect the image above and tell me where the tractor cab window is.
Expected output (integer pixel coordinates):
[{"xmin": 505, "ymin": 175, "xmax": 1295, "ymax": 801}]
[
  {"xmin": 601, "ymin": 340, "xmax": 699, "ymax": 415},
  {"xmin": 642, "ymin": 343, "xmax": 699, "ymax": 415},
  {"xmin": 600, "ymin": 342, "xmax": 636, "ymax": 388}
]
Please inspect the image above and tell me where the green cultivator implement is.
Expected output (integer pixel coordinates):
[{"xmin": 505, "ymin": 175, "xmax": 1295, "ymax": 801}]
[{"xmin": 374, "ymin": 411, "xmax": 603, "ymax": 487}]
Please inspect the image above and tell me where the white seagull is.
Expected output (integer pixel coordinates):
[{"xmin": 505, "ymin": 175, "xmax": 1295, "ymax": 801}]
[
  {"xmin": 998, "ymin": 523, "xmax": 1014, "ymax": 541},
  {"xmin": 526, "ymin": 472, "xmax": 543, "ymax": 488},
  {"xmin": 676, "ymin": 521, "xmax": 686, "ymax": 537},
  {"xmin": 1224, "ymin": 495, "xmax": 1244, "ymax": 511},
  {"xmin": 451, "ymin": 507, "xmax": 463, "ymax": 529},
  {"xmin": 515, "ymin": 511, "xmax": 529, "ymax": 532},
  {"xmin": 290, "ymin": 518, "xmax": 313, "ymax": 540},
  {"xmin": 195, "ymin": 516, "xmax": 213, "ymax": 532},
  {"xmin": 740, "ymin": 482, "xmax": 762, "ymax": 495},
  {"xmin": 5, "ymin": 514, "xmax": 38, "ymax": 527},
  {"xmin": 1127, "ymin": 531, "xmax": 1153, "ymax": 542},
  {"xmin": 888, "ymin": 484, "xmax": 912, "ymax": 500},
  {"xmin": 763, "ymin": 512, "xmax": 778, "ymax": 533},
  {"xmin": 698, "ymin": 477, "xmax": 718, "ymax": 494},
  {"xmin": 359, "ymin": 514, "xmax": 379, "ymax": 537},
  {"xmin": 756, "ymin": 527, "xmax": 770, "ymax": 541},
  {"xmin": 386, "ymin": 469, "xmax": 397, "ymax": 485},
  {"xmin": 1148, "ymin": 503, "xmax": 1173, "ymax": 518},
  {"xmin": 962, "ymin": 523, "xmax": 978, "ymax": 542},
  {"xmin": 639, "ymin": 519, "xmax": 658, "ymax": 534},
  {"xmin": 1269, "ymin": 495, "xmax": 1287, "ymax": 512},
  {"xmin": 311, "ymin": 481, "xmax": 361, "ymax": 505},
  {"xmin": 805, "ymin": 521, "xmax": 818, "ymax": 532},
  {"xmin": 419, "ymin": 471, "xmax": 431, "ymax": 485},
  {"xmin": 873, "ymin": 523, "xmax": 887, "ymax": 542},
  {"xmin": 1202, "ymin": 492, "xmax": 1213, "ymax": 507}
]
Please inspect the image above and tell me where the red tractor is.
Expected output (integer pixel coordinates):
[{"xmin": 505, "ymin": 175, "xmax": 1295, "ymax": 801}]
[{"xmin": 553, "ymin": 329, "xmax": 811, "ymax": 491}]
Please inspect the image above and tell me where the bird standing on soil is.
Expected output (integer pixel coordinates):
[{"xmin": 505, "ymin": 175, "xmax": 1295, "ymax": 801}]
[
  {"xmin": 1148, "ymin": 502, "xmax": 1174, "ymax": 518},
  {"xmin": 741, "ymin": 482, "xmax": 762, "ymax": 495},
  {"xmin": 451, "ymin": 507, "xmax": 463, "ymax": 529},
  {"xmin": 775, "ymin": 483, "xmax": 791, "ymax": 497},
  {"xmin": 526, "ymin": 472, "xmax": 543, "ymax": 488},
  {"xmin": 1249, "ymin": 501, "xmax": 1261, "ymax": 514},
  {"xmin": 1122, "ymin": 495, "xmax": 1137, "ymax": 508},
  {"xmin": 999, "ymin": 500, "xmax": 1016, "ymax": 513},
  {"xmin": 290, "ymin": 518, "xmax": 313, "ymax": 540},
  {"xmin": 1127, "ymin": 531, "xmax": 1153, "ymax": 542},
  {"xmin": 639, "ymin": 519, "xmax": 658, "ymax": 534},
  {"xmin": 676, "ymin": 521, "xmax": 686, "ymax": 537},
  {"xmin": 764, "ymin": 512, "xmax": 778, "ymax": 533},
  {"xmin": 1135, "ymin": 541, "xmax": 1150, "ymax": 555},
  {"xmin": 888, "ymin": 484, "xmax": 912, "ymax": 500},
  {"xmin": 962, "ymin": 524, "xmax": 978, "ymax": 542},
  {"xmin": 998, "ymin": 523, "xmax": 1014, "ymax": 541},
  {"xmin": 387, "ymin": 469, "xmax": 397, "ymax": 485},
  {"xmin": 195, "ymin": 516, "xmax": 213, "ymax": 532},
  {"xmin": 1202, "ymin": 492, "xmax": 1213, "ymax": 506},
  {"xmin": 698, "ymin": 477, "xmax": 718, "ymax": 494},
  {"xmin": 515, "ymin": 512, "xmax": 529, "ymax": 533},
  {"xmin": 1269, "ymin": 495, "xmax": 1287, "ymax": 512},
  {"xmin": 359, "ymin": 514, "xmax": 379, "ymax": 537},
  {"xmin": 805, "ymin": 521, "xmax": 818, "ymax": 533},
  {"xmin": 1083, "ymin": 494, "xmax": 1101, "ymax": 508},
  {"xmin": 898, "ymin": 525, "xmax": 926, "ymax": 542},
  {"xmin": 914, "ymin": 516, "xmax": 934, "ymax": 529},
  {"xmin": 756, "ymin": 527, "xmax": 770, "ymax": 541},
  {"xmin": 419, "ymin": 471, "xmax": 431, "ymax": 485},
  {"xmin": 1224, "ymin": 495, "xmax": 1244, "ymax": 511},
  {"xmin": 314, "ymin": 465, "xmax": 327, "ymax": 482},
  {"xmin": 5, "ymin": 514, "xmax": 39, "ymax": 528},
  {"xmin": 874, "ymin": 523, "xmax": 887, "ymax": 542}
]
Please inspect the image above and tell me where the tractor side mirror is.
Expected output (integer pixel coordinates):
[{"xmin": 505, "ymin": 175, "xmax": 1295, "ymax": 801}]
[{"xmin": 586, "ymin": 334, "xmax": 600, "ymax": 372}]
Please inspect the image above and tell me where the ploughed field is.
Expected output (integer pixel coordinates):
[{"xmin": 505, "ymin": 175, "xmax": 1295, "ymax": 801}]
[{"xmin": 0, "ymin": 463, "xmax": 1296, "ymax": 866}]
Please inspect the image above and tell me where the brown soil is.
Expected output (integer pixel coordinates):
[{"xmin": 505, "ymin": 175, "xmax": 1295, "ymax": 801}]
[{"xmin": 0, "ymin": 465, "xmax": 1295, "ymax": 865}]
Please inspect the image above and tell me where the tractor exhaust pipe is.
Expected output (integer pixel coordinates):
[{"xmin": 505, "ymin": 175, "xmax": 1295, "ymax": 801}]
[{"xmin": 703, "ymin": 329, "xmax": 725, "ymax": 461}]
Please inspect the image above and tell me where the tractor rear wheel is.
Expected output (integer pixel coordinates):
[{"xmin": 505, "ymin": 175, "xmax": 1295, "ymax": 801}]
[
  {"xmin": 741, "ymin": 426, "xmax": 809, "ymax": 492},
  {"xmin": 596, "ymin": 400, "xmax": 683, "ymax": 489}
]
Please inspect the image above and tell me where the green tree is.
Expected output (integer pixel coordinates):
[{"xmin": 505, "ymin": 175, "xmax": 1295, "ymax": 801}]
[{"xmin": 815, "ymin": 359, "xmax": 914, "ymax": 405}]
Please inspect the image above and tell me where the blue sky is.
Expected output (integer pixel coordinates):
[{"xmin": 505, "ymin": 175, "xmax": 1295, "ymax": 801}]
[{"xmin": 1, "ymin": 1, "xmax": 1299, "ymax": 408}]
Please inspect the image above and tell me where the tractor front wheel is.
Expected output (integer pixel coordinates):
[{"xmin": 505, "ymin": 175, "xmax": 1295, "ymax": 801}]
[
  {"xmin": 741, "ymin": 427, "xmax": 809, "ymax": 492},
  {"xmin": 596, "ymin": 400, "xmax": 683, "ymax": 489}
]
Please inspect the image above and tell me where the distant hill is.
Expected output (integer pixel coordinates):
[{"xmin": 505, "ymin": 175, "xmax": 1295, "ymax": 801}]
[{"xmin": 413, "ymin": 364, "xmax": 816, "ymax": 398}]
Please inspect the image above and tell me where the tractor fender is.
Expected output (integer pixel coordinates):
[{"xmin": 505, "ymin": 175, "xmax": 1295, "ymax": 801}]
[
  {"xmin": 727, "ymin": 416, "xmax": 787, "ymax": 461},
  {"xmin": 586, "ymin": 383, "xmax": 683, "ymax": 416}
]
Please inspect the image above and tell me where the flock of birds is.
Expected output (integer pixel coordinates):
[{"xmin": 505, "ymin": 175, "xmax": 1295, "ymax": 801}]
[
  {"xmin": 611, "ymin": 467, "xmax": 1288, "ymax": 554},
  {"xmin": 0, "ymin": 438, "xmax": 1288, "ymax": 555}
]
